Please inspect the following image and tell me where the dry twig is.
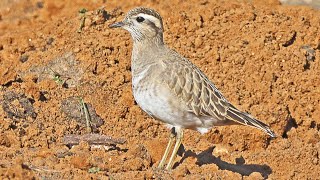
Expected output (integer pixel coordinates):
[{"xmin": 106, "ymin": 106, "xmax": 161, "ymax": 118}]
[{"xmin": 63, "ymin": 134, "xmax": 126, "ymax": 146}]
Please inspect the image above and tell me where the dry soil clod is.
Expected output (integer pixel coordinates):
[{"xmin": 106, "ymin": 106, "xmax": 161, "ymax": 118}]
[{"xmin": 60, "ymin": 97, "xmax": 104, "ymax": 132}]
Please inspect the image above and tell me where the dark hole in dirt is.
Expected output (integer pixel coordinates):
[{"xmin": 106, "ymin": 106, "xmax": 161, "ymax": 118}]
[
  {"xmin": 310, "ymin": 121, "xmax": 316, "ymax": 128},
  {"xmin": 303, "ymin": 61, "xmax": 310, "ymax": 70},
  {"xmin": 107, "ymin": 46, "xmax": 114, "ymax": 51},
  {"xmin": 62, "ymin": 82, "xmax": 69, "ymax": 88},
  {"xmin": 19, "ymin": 128, "xmax": 26, "ymax": 137},
  {"xmin": 3, "ymin": 78, "xmax": 23, "ymax": 87},
  {"xmin": 47, "ymin": 37, "xmax": 54, "ymax": 45},
  {"xmin": 200, "ymin": 15, "xmax": 204, "ymax": 28},
  {"xmin": 310, "ymin": 121, "xmax": 320, "ymax": 131},
  {"xmin": 282, "ymin": 117, "xmax": 298, "ymax": 138},
  {"xmin": 49, "ymin": 136, "xmax": 56, "ymax": 143},
  {"xmin": 272, "ymin": 74, "xmax": 278, "ymax": 82},
  {"xmin": 101, "ymin": 9, "xmax": 111, "ymax": 20},
  {"xmin": 200, "ymin": 1, "xmax": 209, "ymax": 5},
  {"xmin": 265, "ymin": 136, "xmax": 273, "ymax": 148},
  {"xmin": 36, "ymin": 1, "xmax": 44, "ymax": 9},
  {"xmin": 9, "ymin": 123, "xmax": 17, "ymax": 130},
  {"xmin": 27, "ymin": 98, "xmax": 35, "ymax": 104},
  {"xmin": 92, "ymin": 62, "xmax": 98, "ymax": 75},
  {"xmin": 21, "ymin": 164, "xmax": 31, "ymax": 170},
  {"xmin": 39, "ymin": 91, "xmax": 48, "ymax": 101}
]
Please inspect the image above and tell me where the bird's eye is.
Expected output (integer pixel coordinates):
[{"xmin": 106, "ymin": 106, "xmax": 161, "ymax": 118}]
[{"xmin": 136, "ymin": 16, "xmax": 145, "ymax": 23}]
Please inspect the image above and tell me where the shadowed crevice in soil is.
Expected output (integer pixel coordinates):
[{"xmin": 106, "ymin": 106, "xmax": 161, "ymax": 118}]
[
  {"xmin": 176, "ymin": 146, "xmax": 272, "ymax": 178},
  {"xmin": 282, "ymin": 31, "xmax": 296, "ymax": 47},
  {"xmin": 282, "ymin": 117, "xmax": 298, "ymax": 138},
  {"xmin": 282, "ymin": 107, "xmax": 298, "ymax": 138},
  {"xmin": 2, "ymin": 78, "xmax": 23, "ymax": 87}
]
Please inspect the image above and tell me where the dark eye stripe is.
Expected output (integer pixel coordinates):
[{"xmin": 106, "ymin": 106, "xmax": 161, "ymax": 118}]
[{"xmin": 136, "ymin": 16, "xmax": 145, "ymax": 22}]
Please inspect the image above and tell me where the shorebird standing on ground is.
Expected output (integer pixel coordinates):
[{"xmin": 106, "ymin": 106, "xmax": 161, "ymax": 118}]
[{"xmin": 109, "ymin": 7, "xmax": 276, "ymax": 170}]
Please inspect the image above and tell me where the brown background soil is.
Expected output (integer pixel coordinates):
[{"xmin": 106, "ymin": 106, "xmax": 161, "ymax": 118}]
[{"xmin": 0, "ymin": 0, "xmax": 320, "ymax": 179}]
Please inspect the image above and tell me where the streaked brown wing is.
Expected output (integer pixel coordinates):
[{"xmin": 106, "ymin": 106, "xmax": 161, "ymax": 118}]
[{"xmin": 160, "ymin": 53, "xmax": 230, "ymax": 122}]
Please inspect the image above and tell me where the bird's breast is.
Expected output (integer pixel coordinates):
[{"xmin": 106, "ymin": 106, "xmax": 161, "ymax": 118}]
[{"xmin": 132, "ymin": 71, "xmax": 166, "ymax": 117}]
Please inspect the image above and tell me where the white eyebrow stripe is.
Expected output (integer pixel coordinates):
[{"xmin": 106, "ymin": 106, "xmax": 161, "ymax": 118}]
[{"xmin": 137, "ymin": 13, "xmax": 161, "ymax": 29}]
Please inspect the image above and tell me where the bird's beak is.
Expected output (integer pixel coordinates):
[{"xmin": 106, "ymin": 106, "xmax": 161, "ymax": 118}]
[{"xmin": 109, "ymin": 21, "xmax": 125, "ymax": 28}]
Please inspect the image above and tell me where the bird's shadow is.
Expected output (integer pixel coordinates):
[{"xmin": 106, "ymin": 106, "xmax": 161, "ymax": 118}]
[{"xmin": 175, "ymin": 146, "xmax": 272, "ymax": 179}]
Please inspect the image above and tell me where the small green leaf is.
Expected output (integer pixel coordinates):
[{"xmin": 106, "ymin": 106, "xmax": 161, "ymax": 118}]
[{"xmin": 88, "ymin": 167, "xmax": 100, "ymax": 173}]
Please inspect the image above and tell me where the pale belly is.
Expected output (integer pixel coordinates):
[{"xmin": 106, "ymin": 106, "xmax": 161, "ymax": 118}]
[
  {"xmin": 133, "ymin": 82, "xmax": 174, "ymax": 121},
  {"xmin": 132, "ymin": 76, "xmax": 211, "ymax": 134}
]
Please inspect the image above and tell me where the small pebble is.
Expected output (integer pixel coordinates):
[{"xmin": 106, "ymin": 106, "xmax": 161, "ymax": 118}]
[
  {"xmin": 47, "ymin": 37, "xmax": 54, "ymax": 45},
  {"xmin": 20, "ymin": 54, "xmax": 29, "ymax": 63},
  {"xmin": 74, "ymin": 48, "xmax": 80, "ymax": 53}
]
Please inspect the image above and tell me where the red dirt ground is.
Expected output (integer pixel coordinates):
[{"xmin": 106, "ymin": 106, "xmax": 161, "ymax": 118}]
[{"xmin": 0, "ymin": 0, "xmax": 319, "ymax": 179}]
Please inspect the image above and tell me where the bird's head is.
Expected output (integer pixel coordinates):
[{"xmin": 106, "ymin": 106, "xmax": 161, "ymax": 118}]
[{"xmin": 109, "ymin": 7, "xmax": 164, "ymax": 42}]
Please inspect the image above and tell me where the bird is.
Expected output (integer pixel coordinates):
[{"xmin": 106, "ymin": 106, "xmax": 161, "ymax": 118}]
[{"xmin": 109, "ymin": 7, "xmax": 276, "ymax": 170}]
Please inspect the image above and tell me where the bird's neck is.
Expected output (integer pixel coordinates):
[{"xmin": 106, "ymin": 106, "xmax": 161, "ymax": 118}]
[
  {"xmin": 131, "ymin": 35, "xmax": 165, "ymax": 74},
  {"xmin": 133, "ymin": 33, "xmax": 164, "ymax": 48},
  {"xmin": 132, "ymin": 35, "xmax": 165, "ymax": 60}
]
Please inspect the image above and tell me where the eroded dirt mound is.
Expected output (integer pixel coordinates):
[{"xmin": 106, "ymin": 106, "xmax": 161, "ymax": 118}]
[{"xmin": 0, "ymin": 0, "xmax": 319, "ymax": 179}]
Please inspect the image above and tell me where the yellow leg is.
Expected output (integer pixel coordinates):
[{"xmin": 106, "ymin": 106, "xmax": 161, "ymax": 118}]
[
  {"xmin": 158, "ymin": 128, "xmax": 176, "ymax": 169},
  {"xmin": 166, "ymin": 127, "xmax": 183, "ymax": 170}
]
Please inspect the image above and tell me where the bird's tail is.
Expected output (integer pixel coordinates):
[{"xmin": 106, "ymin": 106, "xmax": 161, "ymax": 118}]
[{"xmin": 226, "ymin": 106, "xmax": 276, "ymax": 138}]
